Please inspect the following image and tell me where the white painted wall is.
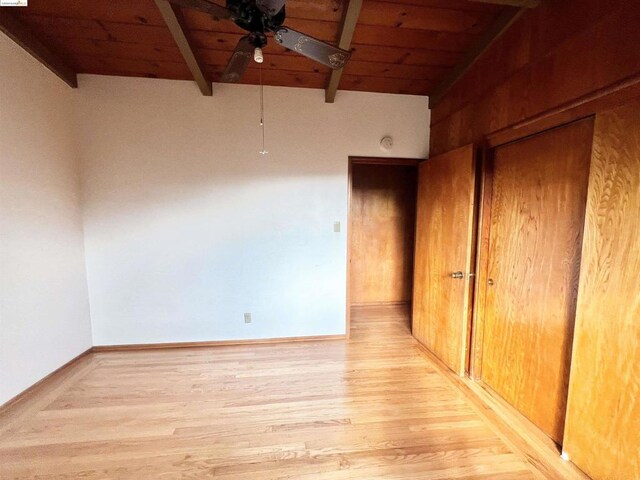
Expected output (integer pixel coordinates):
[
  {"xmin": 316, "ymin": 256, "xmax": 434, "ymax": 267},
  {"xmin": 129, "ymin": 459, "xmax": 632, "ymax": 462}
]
[
  {"xmin": 75, "ymin": 75, "xmax": 430, "ymax": 346},
  {"xmin": 0, "ymin": 35, "xmax": 92, "ymax": 405}
]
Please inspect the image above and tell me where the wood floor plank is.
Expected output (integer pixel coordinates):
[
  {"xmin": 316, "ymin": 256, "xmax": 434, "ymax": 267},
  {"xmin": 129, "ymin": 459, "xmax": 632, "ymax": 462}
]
[{"xmin": 0, "ymin": 305, "xmax": 580, "ymax": 479}]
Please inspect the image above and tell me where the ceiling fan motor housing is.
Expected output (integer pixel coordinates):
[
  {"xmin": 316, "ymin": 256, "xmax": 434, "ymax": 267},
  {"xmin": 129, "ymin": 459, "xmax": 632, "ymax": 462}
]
[
  {"xmin": 248, "ymin": 32, "xmax": 268, "ymax": 48},
  {"xmin": 227, "ymin": 0, "xmax": 285, "ymax": 37}
]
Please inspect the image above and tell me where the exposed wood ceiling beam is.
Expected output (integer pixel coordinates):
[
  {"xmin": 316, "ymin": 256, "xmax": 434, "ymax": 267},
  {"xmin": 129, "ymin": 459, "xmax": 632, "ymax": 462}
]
[
  {"xmin": 325, "ymin": 0, "xmax": 363, "ymax": 103},
  {"xmin": 155, "ymin": 0, "xmax": 212, "ymax": 96},
  {"xmin": 428, "ymin": 7, "xmax": 527, "ymax": 108},
  {"xmin": 0, "ymin": 10, "xmax": 77, "ymax": 88},
  {"xmin": 467, "ymin": 0, "xmax": 539, "ymax": 7}
]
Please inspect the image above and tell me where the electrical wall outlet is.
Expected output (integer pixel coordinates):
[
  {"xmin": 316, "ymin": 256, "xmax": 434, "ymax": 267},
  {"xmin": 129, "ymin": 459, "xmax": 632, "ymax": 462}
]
[
  {"xmin": 334, "ymin": 221, "xmax": 340, "ymax": 233},
  {"xmin": 244, "ymin": 313, "xmax": 252, "ymax": 324}
]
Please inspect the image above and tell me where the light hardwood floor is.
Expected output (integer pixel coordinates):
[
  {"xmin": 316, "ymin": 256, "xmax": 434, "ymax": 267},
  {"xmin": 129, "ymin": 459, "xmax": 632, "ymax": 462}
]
[{"xmin": 1, "ymin": 306, "xmax": 583, "ymax": 479}]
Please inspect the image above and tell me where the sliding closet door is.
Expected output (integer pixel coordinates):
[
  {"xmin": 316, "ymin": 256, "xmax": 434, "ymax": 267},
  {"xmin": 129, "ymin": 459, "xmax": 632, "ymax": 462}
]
[
  {"xmin": 412, "ymin": 145, "xmax": 476, "ymax": 375},
  {"xmin": 481, "ymin": 118, "xmax": 593, "ymax": 443},
  {"xmin": 563, "ymin": 100, "xmax": 640, "ymax": 479}
]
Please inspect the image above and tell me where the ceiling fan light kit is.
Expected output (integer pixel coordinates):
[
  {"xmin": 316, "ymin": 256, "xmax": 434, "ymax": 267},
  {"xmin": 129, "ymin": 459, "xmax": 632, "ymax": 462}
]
[{"xmin": 253, "ymin": 47, "xmax": 264, "ymax": 64}]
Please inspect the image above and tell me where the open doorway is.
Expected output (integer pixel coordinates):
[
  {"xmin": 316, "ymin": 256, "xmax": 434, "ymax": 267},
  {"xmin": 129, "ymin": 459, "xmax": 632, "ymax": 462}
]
[{"xmin": 347, "ymin": 157, "xmax": 419, "ymax": 336}]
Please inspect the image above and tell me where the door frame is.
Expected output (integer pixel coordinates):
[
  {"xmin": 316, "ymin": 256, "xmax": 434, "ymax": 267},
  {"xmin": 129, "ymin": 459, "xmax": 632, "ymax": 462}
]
[
  {"xmin": 346, "ymin": 156, "xmax": 421, "ymax": 338},
  {"xmin": 468, "ymin": 144, "xmax": 494, "ymax": 379}
]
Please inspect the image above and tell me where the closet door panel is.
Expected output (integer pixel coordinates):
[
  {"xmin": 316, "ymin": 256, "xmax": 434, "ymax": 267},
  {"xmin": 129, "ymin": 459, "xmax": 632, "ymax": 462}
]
[
  {"xmin": 481, "ymin": 118, "xmax": 593, "ymax": 443},
  {"xmin": 412, "ymin": 144, "xmax": 476, "ymax": 375}
]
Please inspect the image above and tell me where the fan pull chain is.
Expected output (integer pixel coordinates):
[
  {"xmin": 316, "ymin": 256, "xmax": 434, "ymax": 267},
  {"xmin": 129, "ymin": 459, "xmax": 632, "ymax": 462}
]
[{"xmin": 259, "ymin": 64, "xmax": 268, "ymax": 155}]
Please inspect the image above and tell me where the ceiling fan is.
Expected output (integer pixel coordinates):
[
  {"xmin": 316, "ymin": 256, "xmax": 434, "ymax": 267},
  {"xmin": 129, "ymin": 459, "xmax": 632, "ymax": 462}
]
[{"xmin": 169, "ymin": 0, "xmax": 352, "ymax": 83}]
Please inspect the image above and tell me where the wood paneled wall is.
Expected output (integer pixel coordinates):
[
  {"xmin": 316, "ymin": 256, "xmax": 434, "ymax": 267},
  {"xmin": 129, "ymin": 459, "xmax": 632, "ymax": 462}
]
[
  {"xmin": 429, "ymin": 0, "xmax": 640, "ymax": 156},
  {"xmin": 427, "ymin": 1, "xmax": 640, "ymax": 476},
  {"xmin": 562, "ymin": 99, "xmax": 640, "ymax": 480},
  {"xmin": 349, "ymin": 163, "xmax": 417, "ymax": 306}
]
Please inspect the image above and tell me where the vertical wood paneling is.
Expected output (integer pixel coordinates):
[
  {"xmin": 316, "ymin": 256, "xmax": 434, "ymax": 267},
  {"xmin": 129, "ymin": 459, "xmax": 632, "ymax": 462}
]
[
  {"xmin": 480, "ymin": 118, "xmax": 593, "ymax": 443},
  {"xmin": 429, "ymin": 0, "xmax": 640, "ymax": 156},
  {"xmin": 412, "ymin": 145, "xmax": 476, "ymax": 375},
  {"xmin": 563, "ymin": 100, "xmax": 640, "ymax": 479},
  {"xmin": 349, "ymin": 164, "xmax": 416, "ymax": 305}
]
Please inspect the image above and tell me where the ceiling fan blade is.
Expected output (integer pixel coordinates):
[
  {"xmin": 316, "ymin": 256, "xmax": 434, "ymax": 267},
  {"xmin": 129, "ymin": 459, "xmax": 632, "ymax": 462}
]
[
  {"xmin": 256, "ymin": 0, "xmax": 286, "ymax": 17},
  {"xmin": 220, "ymin": 36, "xmax": 254, "ymax": 83},
  {"xmin": 168, "ymin": 0, "xmax": 233, "ymax": 20},
  {"xmin": 273, "ymin": 27, "xmax": 351, "ymax": 70}
]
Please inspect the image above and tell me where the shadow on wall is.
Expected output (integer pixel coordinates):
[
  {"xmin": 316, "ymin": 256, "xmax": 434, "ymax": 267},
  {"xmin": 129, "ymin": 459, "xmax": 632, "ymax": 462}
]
[
  {"xmin": 76, "ymin": 77, "xmax": 430, "ymax": 345},
  {"xmin": 86, "ymin": 174, "xmax": 347, "ymax": 344}
]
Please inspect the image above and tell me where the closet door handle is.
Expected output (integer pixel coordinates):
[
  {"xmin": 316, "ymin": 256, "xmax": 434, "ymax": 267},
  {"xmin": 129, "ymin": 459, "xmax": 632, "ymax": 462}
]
[
  {"xmin": 487, "ymin": 278, "xmax": 495, "ymax": 286},
  {"xmin": 451, "ymin": 271, "xmax": 464, "ymax": 279}
]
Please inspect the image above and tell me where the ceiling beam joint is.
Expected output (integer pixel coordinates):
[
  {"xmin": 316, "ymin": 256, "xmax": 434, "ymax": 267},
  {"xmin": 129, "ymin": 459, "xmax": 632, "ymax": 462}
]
[
  {"xmin": 428, "ymin": 7, "xmax": 529, "ymax": 108},
  {"xmin": 325, "ymin": 0, "xmax": 363, "ymax": 103},
  {"xmin": 0, "ymin": 10, "xmax": 77, "ymax": 88},
  {"xmin": 156, "ymin": 0, "xmax": 212, "ymax": 96}
]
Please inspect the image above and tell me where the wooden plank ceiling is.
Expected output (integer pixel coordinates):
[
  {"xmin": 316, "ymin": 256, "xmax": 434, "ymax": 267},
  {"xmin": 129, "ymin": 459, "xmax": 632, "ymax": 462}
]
[{"xmin": 10, "ymin": 0, "xmax": 508, "ymax": 96}]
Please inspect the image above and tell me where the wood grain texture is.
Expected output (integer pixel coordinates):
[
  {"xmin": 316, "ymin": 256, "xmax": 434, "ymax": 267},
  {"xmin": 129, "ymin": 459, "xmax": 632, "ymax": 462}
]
[
  {"xmin": 467, "ymin": 0, "xmax": 539, "ymax": 7},
  {"xmin": 412, "ymin": 145, "xmax": 477, "ymax": 375},
  {"xmin": 154, "ymin": 0, "xmax": 211, "ymax": 95},
  {"xmin": 428, "ymin": 6, "xmax": 526, "ymax": 107},
  {"xmin": 0, "ymin": 305, "xmax": 582, "ymax": 479},
  {"xmin": 349, "ymin": 163, "xmax": 416, "ymax": 305},
  {"xmin": 0, "ymin": 9, "xmax": 77, "ymax": 87},
  {"xmin": 8, "ymin": 0, "xmax": 510, "ymax": 95},
  {"xmin": 484, "ymin": 74, "xmax": 640, "ymax": 149},
  {"xmin": 430, "ymin": 0, "xmax": 640, "ymax": 155},
  {"xmin": 0, "ymin": 349, "xmax": 92, "ymax": 417},
  {"xmin": 469, "ymin": 145, "xmax": 493, "ymax": 380},
  {"xmin": 325, "ymin": 0, "xmax": 362, "ymax": 103},
  {"xmin": 480, "ymin": 118, "xmax": 594, "ymax": 444},
  {"xmin": 563, "ymin": 99, "xmax": 640, "ymax": 479}
]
